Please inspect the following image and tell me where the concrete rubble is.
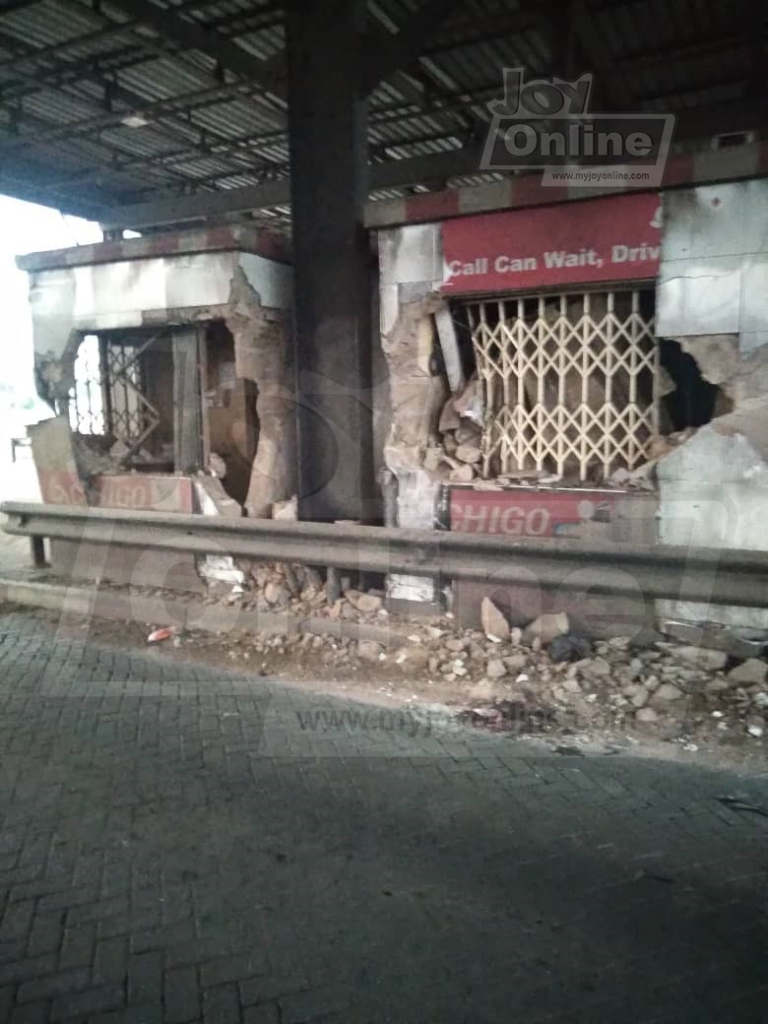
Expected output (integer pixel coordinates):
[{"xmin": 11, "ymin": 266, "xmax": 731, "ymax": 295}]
[
  {"xmin": 171, "ymin": 572, "xmax": 768, "ymax": 753},
  {"xmin": 480, "ymin": 596, "xmax": 510, "ymax": 641}
]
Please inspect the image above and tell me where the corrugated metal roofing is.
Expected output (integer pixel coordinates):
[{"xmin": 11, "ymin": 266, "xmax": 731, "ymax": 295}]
[{"xmin": 0, "ymin": 0, "xmax": 758, "ymax": 227}]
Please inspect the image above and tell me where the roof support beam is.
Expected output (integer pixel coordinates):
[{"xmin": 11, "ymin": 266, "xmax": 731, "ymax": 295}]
[
  {"xmin": 98, "ymin": 93, "xmax": 768, "ymax": 231},
  {"xmin": 0, "ymin": 1, "xmax": 282, "ymax": 112},
  {"xmin": 746, "ymin": 0, "xmax": 768, "ymax": 97},
  {"xmin": 0, "ymin": 169, "xmax": 105, "ymax": 219},
  {"xmin": 361, "ymin": 0, "xmax": 455, "ymax": 95},
  {"xmin": 109, "ymin": 0, "xmax": 286, "ymax": 99},
  {"xmin": 98, "ymin": 144, "xmax": 494, "ymax": 230},
  {"xmin": 286, "ymin": 0, "xmax": 374, "ymax": 523},
  {"xmin": 0, "ymin": 0, "xmax": 45, "ymax": 13},
  {"xmin": 569, "ymin": 0, "xmax": 634, "ymax": 109},
  {"xmin": 100, "ymin": 178, "xmax": 292, "ymax": 229},
  {"xmin": 0, "ymin": 79, "xmax": 261, "ymax": 155}
]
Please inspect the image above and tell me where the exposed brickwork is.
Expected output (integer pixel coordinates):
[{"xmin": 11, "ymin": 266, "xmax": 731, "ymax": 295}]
[{"xmin": 0, "ymin": 610, "xmax": 765, "ymax": 1022}]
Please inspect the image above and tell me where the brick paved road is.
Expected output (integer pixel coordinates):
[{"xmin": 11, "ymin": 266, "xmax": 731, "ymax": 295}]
[{"xmin": 0, "ymin": 610, "xmax": 766, "ymax": 1023}]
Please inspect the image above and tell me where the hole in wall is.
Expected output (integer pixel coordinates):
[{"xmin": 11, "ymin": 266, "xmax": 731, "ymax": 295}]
[
  {"xmin": 204, "ymin": 320, "xmax": 259, "ymax": 507},
  {"xmin": 658, "ymin": 338, "xmax": 733, "ymax": 431}
]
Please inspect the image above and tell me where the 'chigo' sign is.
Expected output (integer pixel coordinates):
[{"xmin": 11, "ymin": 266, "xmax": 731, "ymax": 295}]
[{"xmin": 441, "ymin": 191, "xmax": 661, "ymax": 294}]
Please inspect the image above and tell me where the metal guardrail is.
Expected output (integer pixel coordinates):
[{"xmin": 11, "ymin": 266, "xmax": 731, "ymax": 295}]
[{"xmin": 2, "ymin": 500, "xmax": 768, "ymax": 608}]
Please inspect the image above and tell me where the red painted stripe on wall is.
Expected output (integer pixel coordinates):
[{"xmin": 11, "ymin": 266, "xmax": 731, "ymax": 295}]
[
  {"xmin": 404, "ymin": 189, "xmax": 461, "ymax": 222},
  {"xmin": 366, "ymin": 142, "xmax": 768, "ymax": 230},
  {"xmin": 511, "ymin": 175, "xmax": 569, "ymax": 207},
  {"xmin": 661, "ymin": 153, "xmax": 696, "ymax": 188}
]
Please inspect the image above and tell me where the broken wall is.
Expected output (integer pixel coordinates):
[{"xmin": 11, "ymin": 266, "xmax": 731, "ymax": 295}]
[
  {"xmin": 376, "ymin": 178, "xmax": 768, "ymax": 628},
  {"xmin": 23, "ymin": 236, "xmax": 292, "ymax": 405},
  {"xmin": 376, "ymin": 216, "xmax": 661, "ymax": 619},
  {"xmin": 226, "ymin": 266, "xmax": 296, "ymax": 517},
  {"xmin": 19, "ymin": 230, "xmax": 296, "ymax": 530},
  {"xmin": 378, "ymin": 223, "xmax": 450, "ymax": 604},
  {"xmin": 657, "ymin": 410, "xmax": 768, "ymax": 630},
  {"xmin": 657, "ymin": 180, "xmax": 768, "ymax": 352},
  {"xmin": 30, "ymin": 418, "xmax": 202, "ymax": 591},
  {"xmin": 656, "ymin": 180, "xmax": 768, "ymax": 628},
  {"xmin": 204, "ymin": 320, "xmax": 258, "ymax": 505},
  {"xmin": 18, "ymin": 230, "xmax": 297, "ymax": 592}
]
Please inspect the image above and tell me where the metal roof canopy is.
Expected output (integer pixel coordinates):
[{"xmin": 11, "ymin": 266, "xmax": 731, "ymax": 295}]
[{"xmin": 0, "ymin": 0, "xmax": 765, "ymax": 232}]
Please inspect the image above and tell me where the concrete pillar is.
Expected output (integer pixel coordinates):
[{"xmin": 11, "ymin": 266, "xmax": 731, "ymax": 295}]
[{"xmin": 285, "ymin": 0, "xmax": 375, "ymax": 522}]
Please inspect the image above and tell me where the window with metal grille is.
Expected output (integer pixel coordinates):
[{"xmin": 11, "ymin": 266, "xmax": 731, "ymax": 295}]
[
  {"xmin": 68, "ymin": 331, "xmax": 165, "ymax": 458},
  {"xmin": 69, "ymin": 334, "xmax": 106, "ymax": 435},
  {"xmin": 465, "ymin": 288, "xmax": 658, "ymax": 482},
  {"xmin": 104, "ymin": 335, "xmax": 161, "ymax": 453}
]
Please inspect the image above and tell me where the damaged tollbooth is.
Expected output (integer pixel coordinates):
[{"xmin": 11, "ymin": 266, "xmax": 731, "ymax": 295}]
[
  {"xmin": 376, "ymin": 177, "xmax": 768, "ymax": 637},
  {"xmin": 11, "ymin": 171, "xmax": 768, "ymax": 645},
  {"xmin": 18, "ymin": 225, "xmax": 296, "ymax": 588}
]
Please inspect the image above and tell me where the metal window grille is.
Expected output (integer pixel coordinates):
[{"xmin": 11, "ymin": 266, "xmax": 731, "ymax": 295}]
[
  {"xmin": 105, "ymin": 335, "xmax": 162, "ymax": 452},
  {"xmin": 68, "ymin": 335, "xmax": 105, "ymax": 434},
  {"xmin": 68, "ymin": 332, "xmax": 163, "ymax": 455},
  {"xmin": 466, "ymin": 289, "xmax": 659, "ymax": 482}
]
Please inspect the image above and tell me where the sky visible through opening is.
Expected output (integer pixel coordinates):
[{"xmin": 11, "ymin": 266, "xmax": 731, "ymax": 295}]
[{"xmin": 0, "ymin": 194, "xmax": 101, "ymax": 431}]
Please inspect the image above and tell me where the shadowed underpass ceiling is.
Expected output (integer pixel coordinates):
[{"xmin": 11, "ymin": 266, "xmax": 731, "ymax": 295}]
[{"xmin": 0, "ymin": 0, "xmax": 764, "ymax": 230}]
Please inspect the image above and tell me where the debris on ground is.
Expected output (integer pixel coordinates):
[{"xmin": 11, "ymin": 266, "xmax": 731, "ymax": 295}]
[
  {"xmin": 147, "ymin": 626, "xmax": 175, "ymax": 644},
  {"xmin": 727, "ymin": 658, "xmax": 767, "ymax": 686},
  {"xmin": 523, "ymin": 611, "xmax": 569, "ymax": 646},
  {"xmin": 548, "ymin": 632, "xmax": 592, "ymax": 663},
  {"xmin": 15, "ymin": 565, "xmax": 768, "ymax": 761},
  {"xmin": 660, "ymin": 619, "xmax": 766, "ymax": 659},
  {"xmin": 480, "ymin": 597, "xmax": 510, "ymax": 641},
  {"xmin": 156, "ymin": 598, "xmax": 768, "ymax": 756}
]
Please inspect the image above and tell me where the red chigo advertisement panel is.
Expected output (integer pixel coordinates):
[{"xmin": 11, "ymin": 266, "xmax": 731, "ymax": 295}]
[
  {"xmin": 448, "ymin": 486, "xmax": 652, "ymax": 543},
  {"xmin": 36, "ymin": 471, "xmax": 194, "ymax": 513},
  {"xmin": 441, "ymin": 191, "xmax": 661, "ymax": 295}
]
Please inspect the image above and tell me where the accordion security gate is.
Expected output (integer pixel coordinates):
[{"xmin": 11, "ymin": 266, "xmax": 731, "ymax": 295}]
[{"xmin": 466, "ymin": 289, "xmax": 659, "ymax": 482}]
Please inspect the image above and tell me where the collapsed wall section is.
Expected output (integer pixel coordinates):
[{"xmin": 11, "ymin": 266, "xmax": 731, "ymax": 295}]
[
  {"xmin": 655, "ymin": 180, "xmax": 768, "ymax": 628},
  {"xmin": 376, "ymin": 184, "xmax": 768, "ymax": 632},
  {"xmin": 225, "ymin": 265, "xmax": 296, "ymax": 518},
  {"xmin": 17, "ymin": 228, "xmax": 296, "ymax": 591},
  {"xmin": 378, "ymin": 224, "xmax": 449, "ymax": 604},
  {"xmin": 376, "ymin": 199, "xmax": 665, "ymax": 625}
]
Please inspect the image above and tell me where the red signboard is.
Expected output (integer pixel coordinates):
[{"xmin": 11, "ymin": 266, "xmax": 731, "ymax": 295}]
[
  {"xmin": 37, "ymin": 472, "xmax": 194, "ymax": 513},
  {"xmin": 442, "ymin": 191, "xmax": 661, "ymax": 294},
  {"xmin": 37, "ymin": 470, "xmax": 87, "ymax": 507},
  {"xmin": 448, "ymin": 486, "xmax": 656, "ymax": 543},
  {"xmin": 93, "ymin": 475, "xmax": 194, "ymax": 513}
]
